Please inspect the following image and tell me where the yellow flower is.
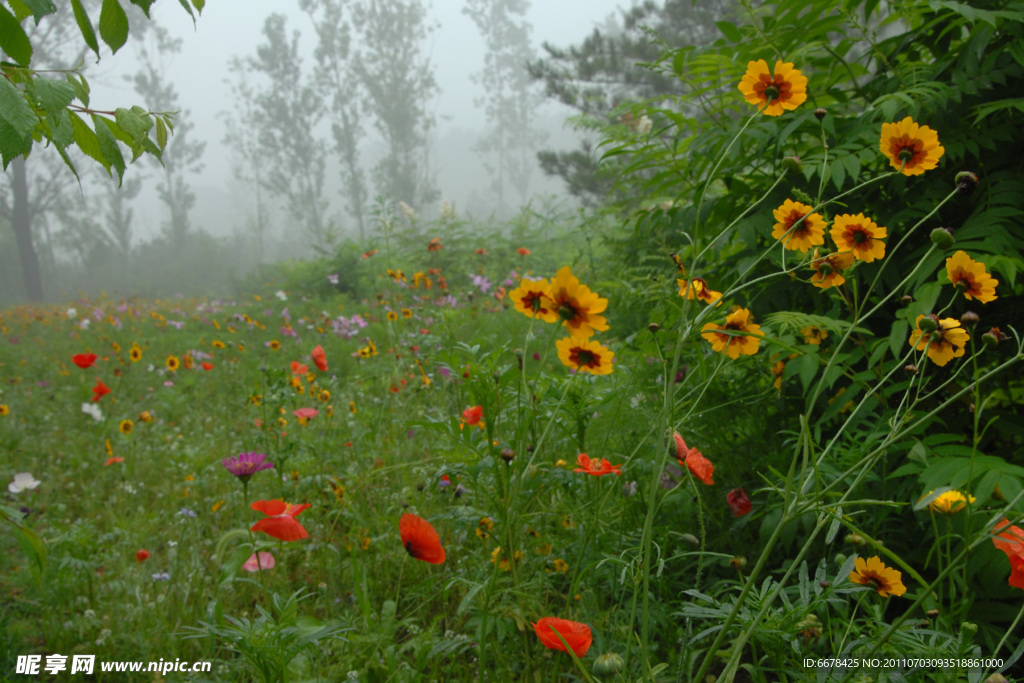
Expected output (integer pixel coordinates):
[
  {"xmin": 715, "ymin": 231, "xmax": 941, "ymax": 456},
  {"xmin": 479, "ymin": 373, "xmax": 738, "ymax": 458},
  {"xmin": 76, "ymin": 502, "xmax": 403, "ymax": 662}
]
[
  {"xmin": 879, "ymin": 117, "xmax": 944, "ymax": 176},
  {"xmin": 701, "ymin": 307, "xmax": 763, "ymax": 359},
  {"xmin": 543, "ymin": 266, "xmax": 609, "ymax": 339},
  {"xmin": 139, "ymin": 410, "xmax": 152, "ymax": 422},
  {"xmin": 908, "ymin": 314, "xmax": 969, "ymax": 366},
  {"xmin": 849, "ymin": 556, "xmax": 906, "ymax": 597},
  {"xmin": 212, "ymin": 340, "xmax": 225, "ymax": 349},
  {"xmin": 402, "ymin": 308, "xmax": 412, "ymax": 319},
  {"xmin": 946, "ymin": 251, "xmax": 998, "ymax": 303},
  {"xmin": 830, "ymin": 214, "xmax": 887, "ymax": 262},
  {"xmin": 809, "ymin": 249, "xmax": 856, "ymax": 289},
  {"xmin": 387, "ymin": 311, "xmax": 398, "ymax": 322},
  {"xmin": 771, "ymin": 360, "xmax": 785, "ymax": 391},
  {"xmin": 349, "ymin": 401, "xmax": 357, "ymax": 414},
  {"xmin": 319, "ymin": 389, "xmax": 331, "ymax": 403},
  {"xmin": 555, "ymin": 336, "xmax": 614, "ymax": 375},
  {"xmin": 737, "ymin": 59, "xmax": 808, "ymax": 116},
  {"xmin": 165, "ymin": 355, "xmax": 179, "ymax": 372},
  {"xmin": 387, "ymin": 268, "xmax": 406, "ymax": 282},
  {"xmin": 923, "ymin": 489, "xmax": 976, "ymax": 514},
  {"xmin": 551, "ymin": 559, "xmax": 569, "ymax": 573},
  {"xmin": 677, "ymin": 278, "xmax": 722, "ymax": 305},
  {"xmin": 119, "ymin": 419, "xmax": 133, "ymax": 435},
  {"xmin": 475, "ymin": 517, "xmax": 494, "ymax": 539},
  {"xmin": 510, "ymin": 278, "xmax": 557, "ymax": 321},
  {"xmin": 0, "ymin": 404, "xmax": 9, "ymax": 416},
  {"xmin": 801, "ymin": 326, "xmax": 828, "ymax": 345},
  {"xmin": 111, "ymin": 341, "xmax": 121, "ymax": 354},
  {"xmin": 358, "ymin": 347, "xmax": 371, "ymax": 358},
  {"xmin": 772, "ymin": 200, "xmax": 826, "ymax": 252},
  {"xmin": 211, "ymin": 499, "xmax": 225, "ymax": 512},
  {"xmin": 129, "ymin": 346, "xmax": 142, "ymax": 362},
  {"xmin": 269, "ymin": 340, "xmax": 281, "ymax": 351}
]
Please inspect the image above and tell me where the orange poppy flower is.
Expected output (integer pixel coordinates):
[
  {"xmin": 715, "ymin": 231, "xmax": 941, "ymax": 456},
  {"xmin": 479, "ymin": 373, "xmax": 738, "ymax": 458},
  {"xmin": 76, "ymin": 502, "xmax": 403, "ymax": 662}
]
[
  {"xmin": 291, "ymin": 361, "xmax": 309, "ymax": 376},
  {"xmin": 104, "ymin": 456, "xmax": 124, "ymax": 466},
  {"xmin": 250, "ymin": 500, "xmax": 311, "ymax": 542},
  {"xmin": 517, "ymin": 247, "xmax": 531, "ymax": 256},
  {"xmin": 311, "ymin": 345, "xmax": 328, "ymax": 371},
  {"xmin": 399, "ymin": 513, "xmax": 446, "ymax": 564},
  {"xmin": 574, "ymin": 453, "xmax": 622, "ymax": 476},
  {"xmin": 674, "ymin": 432, "xmax": 714, "ymax": 485},
  {"xmin": 463, "ymin": 405, "xmax": 483, "ymax": 426},
  {"xmin": 201, "ymin": 362, "xmax": 214, "ymax": 371},
  {"xmin": 72, "ymin": 353, "xmax": 98, "ymax": 369},
  {"xmin": 91, "ymin": 380, "xmax": 111, "ymax": 402},
  {"xmin": 993, "ymin": 518, "xmax": 1024, "ymax": 590},
  {"xmin": 136, "ymin": 549, "xmax": 150, "ymax": 562},
  {"xmin": 532, "ymin": 617, "xmax": 593, "ymax": 657}
]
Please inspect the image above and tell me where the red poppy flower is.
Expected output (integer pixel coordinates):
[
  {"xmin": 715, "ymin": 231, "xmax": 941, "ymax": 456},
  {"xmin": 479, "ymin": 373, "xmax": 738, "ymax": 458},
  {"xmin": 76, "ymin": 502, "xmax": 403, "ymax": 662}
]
[
  {"xmin": 993, "ymin": 518, "xmax": 1024, "ymax": 590},
  {"xmin": 104, "ymin": 456, "xmax": 124, "ymax": 466},
  {"xmin": 73, "ymin": 353, "xmax": 98, "ymax": 369},
  {"xmin": 291, "ymin": 361, "xmax": 309, "ymax": 376},
  {"xmin": 399, "ymin": 513, "xmax": 446, "ymax": 564},
  {"xmin": 517, "ymin": 247, "xmax": 531, "ymax": 256},
  {"xmin": 727, "ymin": 488, "xmax": 752, "ymax": 517},
  {"xmin": 201, "ymin": 362, "xmax": 214, "ymax": 371},
  {"xmin": 136, "ymin": 549, "xmax": 150, "ymax": 562},
  {"xmin": 311, "ymin": 345, "xmax": 328, "ymax": 372},
  {"xmin": 574, "ymin": 453, "xmax": 622, "ymax": 477},
  {"xmin": 674, "ymin": 432, "xmax": 714, "ymax": 485},
  {"xmin": 91, "ymin": 380, "xmax": 111, "ymax": 402},
  {"xmin": 532, "ymin": 617, "xmax": 592, "ymax": 657},
  {"xmin": 250, "ymin": 500, "xmax": 311, "ymax": 542},
  {"xmin": 463, "ymin": 405, "xmax": 483, "ymax": 426}
]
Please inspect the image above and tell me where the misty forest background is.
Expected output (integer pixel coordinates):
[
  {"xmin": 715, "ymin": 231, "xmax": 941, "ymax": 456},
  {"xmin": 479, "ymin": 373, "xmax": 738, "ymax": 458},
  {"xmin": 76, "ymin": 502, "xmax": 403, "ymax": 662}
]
[{"xmin": 0, "ymin": 0, "xmax": 728, "ymax": 304}]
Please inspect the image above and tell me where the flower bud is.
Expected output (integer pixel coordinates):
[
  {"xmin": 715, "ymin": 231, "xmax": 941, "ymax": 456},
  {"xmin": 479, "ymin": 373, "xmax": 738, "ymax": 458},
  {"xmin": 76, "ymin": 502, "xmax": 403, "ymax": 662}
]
[
  {"xmin": 900, "ymin": 295, "xmax": 914, "ymax": 306},
  {"xmin": 961, "ymin": 621, "xmax": 978, "ymax": 637},
  {"xmin": 729, "ymin": 556, "xmax": 747, "ymax": 569},
  {"xmin": 782, "ymin": 156, "xmax": 802, "ymax": 173},
  {"xmin": 680, "ymin": 533, "xmax": 699, "ymax": 546},
  {"xmin": 814, "ymin": 107, "xmax": 827, "ymax": 120},
  {"xmin": 960, "ymin": 311, "xmax": 979, "ymax": 329},
  {"xmin": 929, "ymin": 227, "xmax": 955, "ymax": 249},
  {"xmin": 844, "ymin": 533, "xmax": 866, "ymax": 546},
  {"xmin": 499, "ymin": 448, "xmax": 515, "ymax": 463},
  {"xmin": 983, "ymin": 326, "xmax": 1005, "ymax": 347},
  {"xmin": 648, "ymin": 322, "xmax": 661, "ymax": 333},
  {"xmin": 904, "ymin": 364, "xmax": 918, "ymax": 376},
  {"xmin": 819, "ymin": 580, "xmax": 830, "ymax": 588},
  {"xmin": 984, "ymin": 674, "xmax": 1008, "ymax": 683},
  {"xmin": 918, "ymin": 315, "xmax": 939, "ymax": 333},
  {"xmin": 955, "ymin": 171, "xmax": 979, "ymax": 196},
  {"xmin": 593, "ymin": 653, "xmax": 624, "ymax": 677},
  {"xmin": 926, "ymin": 608, "xmax": 940, "ymax": 619}
]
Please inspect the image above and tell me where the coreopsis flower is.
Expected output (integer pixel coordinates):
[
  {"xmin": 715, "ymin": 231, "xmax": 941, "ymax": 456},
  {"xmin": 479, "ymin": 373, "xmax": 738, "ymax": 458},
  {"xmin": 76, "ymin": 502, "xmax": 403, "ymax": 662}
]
[
  {"xmin": 801, "ymin": 326, "xmax": 828, "ymax": 345},
  {"xmin": 574, "ymin": 453, "xmax": 622, "ymax": 476},
  {"xmin": 250, "ymin": 500, "xmax": 310, "ymax": 542},
  {"xmin": 543, "ymin": 266, "xmax": 609, "ymax": 339},
  {"xmin": 119, "ymin": 419, "xmax": 133, "ymax": 435},
  {"xmin": 222, "ymin": 452, "xmax": 274, "ymax": 483},
  {"xmin": 462, "ymin": 405, "xmax": 483, "ymax": 426},
  {"xmin": 701, "ymin": 307, "xmax": 763, "ymax": 358},
  {"xmin": 427, "ymin": 237, "xmax": 443, "ymax": 252},
  {"xmin": 737, "ymin": 59, "xmax": 808, "ymax": 116},
  {"xmin": 922, "ymin": 489, "xmax": 976, "ymax": 514},
  {"xmin": 72, "ymin": 353, "xmax": 98, "ymax": 369},
  {"xmin": 830, "ymin": 214, "xmax": 887, "ymax": 262},
  {"xmin": 510, "ymin": 279, "xmax": 556, "ymax": 321},
  {"xmin": 361, "ymin": 249, "xmax": 378, "ymax": 260},
  {"xmin": 387, "ymin": 268, "xmax": 406, "ymax": 283},
  {"xmin": 0, "ymin": 404, "xmax": 8, "ymax": 417},
  {"xmin": 849, "ymin": 556, "xmax": 906, "ymax": 597},
  {"xmin": 399, "ymin": 513, "xmax": 446, "ymax": 564},
  {"xmin": 809, "ymin": 249, "xmax": 856, "ymax": 289},
  {"xmin": 677, "ymin": 278, "xmax": 722, "ymax": 305},
  {"xmin": 879, "ymin": 117, "xmax": 944, "ymax": 176},
  {"xmin": 533, "ymin": 617, "xmax": 593, "ymax": 657},
  {"xmin": 165, "ymin": 355, "xmax": 179, "ymax": 372},
  {"xmin": 311, "ymin": 345, "xmax": 328, "ymax": 371},
  {"xmin": 992, "ymin": 519, "xmax": 1024, "ymax": 590},
  {"xmin": 727, "ymin": 488, "xmax": 752, "ymax": 517},
  {"xmin": 771, "ymin": 359, "xmax": 785, "ymax": 391},
  {"xmin": 268, "ymin": 340, "xmax": 281, "ymax": 351},
  {"xmin": 908, "ymin": 314, "xmax": 969, "ymax": 366},
  {"xmin": 772, "ymin": 200, "xmax": 826, "ymax": 252},
  {"xmin": 129, "ymin": 346, "xmax": 142, "ymax": 362},
  {"xmin": 555, "ymin": 336, "xmax": 614, "ymax": 375},
  {"xmin": 946, "ymin": 251, "xmax": 998, "ymax": 303}
]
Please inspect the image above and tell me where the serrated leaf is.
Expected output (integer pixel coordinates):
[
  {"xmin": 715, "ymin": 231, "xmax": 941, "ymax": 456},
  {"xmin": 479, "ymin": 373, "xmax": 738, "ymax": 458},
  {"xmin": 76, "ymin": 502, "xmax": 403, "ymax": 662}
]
[
  {"xmin": 0, "ymin": 77, "xmax": 37, "ymax": 136},
  {"xmin": 70, "ymin": 112, "xmax": 108, "ymax": 170},
  {"xmin": 0, "ymin": 5, "xmax": 33, "ymax": 66},
  {"xmin": 34, "ymin": 78, "xmax": 76, "ymax": 118},
  {"xmin": 98, "ymin": 0, "xmax": 129, "ymax": 54},
  {"xmin": 127, "ymin": 0, "xmax": 156, "ymax": 17},
  {"xmin": 6, "ymin": 0, "xmax": 33, "ymax": 22},
  {"xmin": 13, "ymin": 0, "xmax": 56, "ymax": 22},
  {"xmin": 175, "ymin": 0, "xmax": 196, "ymax": 22},
  {"xmin": 65, "ymin": 72, "xmax": 90, "ymax": 107},
  {"xmin": 114, "ymin": 106, "xmax": 152, "ymax": 142},
  {"xmin": 716, "ymin": 20, "xmax": 742, "ymax": 42},
  {"xmin": 70, "ymin": 0, "xmax": 99, "ymax": 57},
  {"xmin": 0, "ymin": 117, "xmax": 33, "ymax": 169},
  {"xmin": 92, "ymin": 114, "xmax": 125, "ymax": 183}
]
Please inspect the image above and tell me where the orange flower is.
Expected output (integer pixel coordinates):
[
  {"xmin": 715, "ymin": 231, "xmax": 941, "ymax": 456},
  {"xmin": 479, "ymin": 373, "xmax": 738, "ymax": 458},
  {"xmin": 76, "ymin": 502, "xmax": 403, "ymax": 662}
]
[
  {"xmin": 993, "ymin": 519, "xmax": 1024, "ymax": 590},
  {"xmin": 574, "ymin": 453, "xmax": 622, "ymax": 477},
  {"xmin": 517, "ymin": 247, "xmax": 531, "ymax": 256},
  {"xmin": 544, "ymin": 266, "xmax": 609, "ymax": 339},
  {"xmin": 701, "ymin": 307, "xmax": 762, "ymax": 359},
  {"xmin": 91, "ymin": 379, "xmax": 111, "ymax": 402},
  {"xmin": 104, "ymin": 456, "xmax": 124, "ymax": 466},
  {"xmin": 879, "ymin": 117, "xmax": 944, "ymax": 176},
  {"xmin": 311, "ymin": 345, "xmax": 328, "ymax": 371},
  {"xmin": 510, "ymin": 279, "xmax": 556, "ymax": 321},
  {"xmin": 830, "ymin": 213, "xmax": 887, "ymax": 263},
  {"xmin": 945, "ymin": 251, "xmax": 998, "ymax": 303},
  {"xmin": 737, "ymin": 59, "xmax": 808, "ymax": 116},
  {"xmin": 849, "ymin": 556, "xmax": 906, "ymax": 597},
  {"xmin": 72, "ymin": 353, "xmax": 97, "ymax": 369},
  {"xmin": 201, "ymin": 362, "xmax": 214, "ymax": 371},
  {"xmin": 555, "ymin": 336, "xmax": 614, "ymax": 375},
  {"xmin": 462, "ymin": 405, "xmax": 483, "ymax": 426},
  {"xmin": 809, "ymin": 249, "xmax": 856, "ymax": 289},
  {"xmin": 427, "ymin": 237, "xmax": 443, "ymax": 252},
  {"xmin": 250, "ymin": 500, "xmax": 311, "ymax": 542},
  {"xmin": 674, "ymin": 433, "xmax": 714, "ymax": 485},
  {"xmin": 678, "ymin": 277, "xmax": 722, "ymax": 305},
  {"xmin": 532, "ymin": 617, "xmax": 593, "ymax": 657},
  {"xmin": 361, "ymin": 249, "xmax": 378, "ymax": 260},
  {"xmin": 291, "ymin": 360, "xmax": 309, "ymax": 376},
  {"xmin": 772, "ymin": 199, "xmax": 826, "ymax": 252},
  {"xmin": 399, "ymin": 513, "xmax": 446, "ymax": 564},
  {"xmin": 136, "ymin": 549, "xmax": 150, "ymax": 563}
]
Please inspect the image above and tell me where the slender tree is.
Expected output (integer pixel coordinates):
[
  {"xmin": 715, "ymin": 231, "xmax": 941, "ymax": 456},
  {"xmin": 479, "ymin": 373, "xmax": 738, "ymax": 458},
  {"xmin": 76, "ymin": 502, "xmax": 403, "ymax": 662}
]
[{"xmin": 463, "ymin": 0, "xmax": 546, "ymax": 213}]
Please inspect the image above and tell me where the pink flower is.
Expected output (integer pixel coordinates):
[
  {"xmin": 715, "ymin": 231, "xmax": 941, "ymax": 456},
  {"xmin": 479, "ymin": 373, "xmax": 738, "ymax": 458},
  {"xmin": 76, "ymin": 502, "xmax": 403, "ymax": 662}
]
[{"xmin": 242, "ymin": 552, "xmax": 276, "ymax": 572}]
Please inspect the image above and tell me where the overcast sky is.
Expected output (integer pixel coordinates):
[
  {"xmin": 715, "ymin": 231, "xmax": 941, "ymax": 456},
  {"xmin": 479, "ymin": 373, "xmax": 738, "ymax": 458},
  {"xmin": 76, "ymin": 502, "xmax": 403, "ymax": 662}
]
[{"xmin": 90, "ymin": 0, "xmax": 633, "ymax": 238}]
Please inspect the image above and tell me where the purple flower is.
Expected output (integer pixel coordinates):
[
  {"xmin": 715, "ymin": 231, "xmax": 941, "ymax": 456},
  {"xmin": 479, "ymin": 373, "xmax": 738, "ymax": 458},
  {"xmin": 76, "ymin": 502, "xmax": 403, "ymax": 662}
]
[
  {"xmin": 470, "ymin": 274, "xmax": 491, "ymax": 293},
  {"xmin": 152, "ymin": 572, "xmax": 171, "ymax": 581},
  {"xmin": 222, "ymin": 452, "xmax": 274, "ymax": 483},
  {"xmin": 327, "ymin": 274, "xmax": 339, "ymax": 285},
  {"xmin": 178, "ymin": 507, "xmax": 197, "ymax": 518}
]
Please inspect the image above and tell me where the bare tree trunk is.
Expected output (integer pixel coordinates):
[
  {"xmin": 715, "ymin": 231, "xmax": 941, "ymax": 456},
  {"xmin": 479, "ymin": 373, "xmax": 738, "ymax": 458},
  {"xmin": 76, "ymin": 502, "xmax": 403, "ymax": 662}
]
[{"xmin": 11, "ymin": 157, "xmax": 43, "ymax": 302}]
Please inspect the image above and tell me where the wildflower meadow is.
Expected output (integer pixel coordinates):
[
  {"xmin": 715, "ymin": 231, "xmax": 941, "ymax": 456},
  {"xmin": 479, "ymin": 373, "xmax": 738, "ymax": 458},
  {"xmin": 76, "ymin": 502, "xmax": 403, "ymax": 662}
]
[{"xmin": 3, "ymin": 0, "xmax": 1024, "ymax": 681}]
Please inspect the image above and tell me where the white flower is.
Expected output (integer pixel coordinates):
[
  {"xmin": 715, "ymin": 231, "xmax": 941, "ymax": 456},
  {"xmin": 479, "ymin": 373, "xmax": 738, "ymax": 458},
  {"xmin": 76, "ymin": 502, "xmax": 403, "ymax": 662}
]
[
  {"xmin": 8, "ymin": 472, "xmax": 41, "ymax": 494},
  {"xmin": 66, "ymin": 307, "xmax": 77, "ymax": 319},
  {"xmin": 81, "ymin": 402, "xmax": 104, "ymax": 422},
  {"xmin": 275, "ymin": 290, "xmax": 288, "ymax": 301},
  {"xmin": 636, "ymin": 115, "xmax": 652, "ymax": 135},
  {"xmin": 79, "ymin": 319, "xmax": 90, "ymax": 330},
  {"xmin": 399, "ymin": 201, "xmax": 417, "ymax": 221}
]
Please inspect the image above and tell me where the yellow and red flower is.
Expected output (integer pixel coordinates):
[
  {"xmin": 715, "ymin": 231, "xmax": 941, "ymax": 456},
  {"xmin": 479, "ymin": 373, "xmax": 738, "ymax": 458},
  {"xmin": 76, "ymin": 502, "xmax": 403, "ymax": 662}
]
[
  {"xmin": 678, "ymin": 278, "xmax": 722, "ymax": 305},
  {"xmin": 555, "ymin": 336, "xmax": 614, "ymax": 375},
  {"xmin": 830, "ymin": 213, "xmax": 887, "ymax": 262},
  {"xmin": 879, "ymin": 117, "xmax": 944, "ymax": 176},
  {"xmin": 701, "ymin": 307, "xmax": 763, "ymax": 359},
  {"xmin": 510, "ymin": 279, "xmax": 556, "ymax": 321},
  {"xmin": 908, "ymin": 314, "xmax": 969, "ymax": 367},
  {"xmin": 543, "ymin": 266, "xmax": 609, "ymax": 339},
  {"xmin": 849, "ymin": 556, "xmax": 906, "ymax": 597},
  {"xmin": 809, "ymin": 249, "xmax": 856, "ymax": 289},
  {"xmin": 945, "ymin": 251, "xmax": 998, "ymax": 303},
  {"xmin": 737, "ymin": 59, "xmax": 808, "ymax": 116},
  {"xmin": 772, "ymin": 200, "xmax": 826, "ymax": 253}
]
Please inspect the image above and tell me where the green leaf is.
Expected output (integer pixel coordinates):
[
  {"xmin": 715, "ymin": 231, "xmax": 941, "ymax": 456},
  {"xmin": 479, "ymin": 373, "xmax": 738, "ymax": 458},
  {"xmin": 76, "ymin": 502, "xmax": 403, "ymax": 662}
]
[
  {"xmin": 70, "ymin": 0, "xmax": 99, "ymax": 57},
  {"xmin": 155, "ymin": 115, "xmax": 167, "ymax": 150},
  {"xmin": 127, "ymin": 0, "xmax": 156, "ymax": 17},
  {"xmin": 114, "ymin": 105, "xmax": 153, "ymax": 142},
  {"xmin": 0, "ymin": 117, "xmax": 33, "ymax": 168},
  {"xmin": 175, "ymin": 0, "xmax": 196, "ymax": 22},
  {"xmin": 191, "ymin": 0, "xmax": 205, "ymax": 12},
  {"xmin": 14, "ymin": 522, "xmax": 47, "ymax": 573},
  {"xmin": 66, "ymin": 72, "xmax": 90, "ymax": 108},
  {"xmin": 70, "ymin": 112, "xmax": 108, "ymax": 170},
  {"xmin": 92, "ymin": 114, "xmax": 125, "ymax": 183},
  {"xmin": 98, "ymin": 0, "xmax": 129, "ymax": 54},
  {"xmin": 715, "ymin": 20, "xmax": 742, "ymax": 43},
  {"xmin": 0, "ymin": 5, "xmax": 33, "ymax": 66},
  {"xmin": 12, "ymin": 0, "xmax": 56, "ymax": 23},
  {"xmin": 0, "ymin": 77, "xmax": 37, "ymax": 136},
  {"xmin": 34, "ymin": 78, "xmax": 76, "ymax": 118}
]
